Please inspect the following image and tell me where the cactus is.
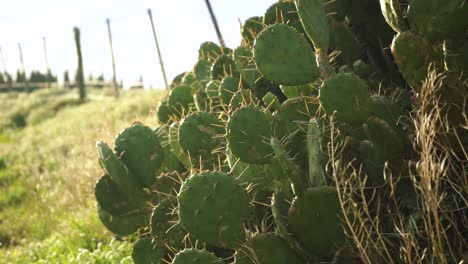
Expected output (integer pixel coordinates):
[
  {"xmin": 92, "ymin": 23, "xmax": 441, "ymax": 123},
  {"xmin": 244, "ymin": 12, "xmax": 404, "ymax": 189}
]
[
  {"xmin": 178, "ymin": 111, "xmax": 223, "ymax": 163},
  {"xmin": 254, "ymin": 23, "xmax": 319, "ymax": 85},
  {"xmin": 172, "ymin": 248, "xmax": 222, "ymax": 264},
  {"xmin": 288, "ymin": 186, "xmax": 346, "ymax": 257},
  {"xmin": 227, "ymin": 106, "xmax": 274, "ymax": 164},
  {"xmin": 235, "ymin": 233, "xmax": 304, "ymax": 264},
  {"xmin": 319, "ymin": 73, "xmax": 371, "ymax": 125},
  {"xmin": 211, "ymin": 54, "xmax": 238, "ymax": 80},
  {"xmin": 92, "ymin": 1, "xmax": 466, "ymax": 262},
  {"xmin": 131, "ymin": 236, "xmax": 167, "ymax": 264},
  {"xmin": 178, "ymin": 171, "xmax": 250, "ymax": 248}
]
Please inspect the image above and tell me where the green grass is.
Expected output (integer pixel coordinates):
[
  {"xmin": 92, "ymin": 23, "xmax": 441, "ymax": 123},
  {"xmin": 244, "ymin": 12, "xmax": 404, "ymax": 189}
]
[{"xmin": 0, "ymin": 87, "xmax": 166, "ymax": 262}]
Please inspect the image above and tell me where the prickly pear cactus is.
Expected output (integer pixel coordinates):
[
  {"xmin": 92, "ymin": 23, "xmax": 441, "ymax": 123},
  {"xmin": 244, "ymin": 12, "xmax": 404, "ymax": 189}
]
[{"xmin": 93, "ymin": 0, "xmax": 467, "ymax": 263}]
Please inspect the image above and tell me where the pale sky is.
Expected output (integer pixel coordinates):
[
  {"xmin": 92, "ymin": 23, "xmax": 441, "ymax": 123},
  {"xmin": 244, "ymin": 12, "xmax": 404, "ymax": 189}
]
[{"xmin": 0, "ymin": 0, "xmax": 275, "ymax": 89}]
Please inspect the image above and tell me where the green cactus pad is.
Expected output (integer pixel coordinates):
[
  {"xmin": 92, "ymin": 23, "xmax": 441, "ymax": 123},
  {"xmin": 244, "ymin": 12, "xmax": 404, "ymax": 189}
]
[
  {"xmin": 379, "ymin": 0, "xmax": 407, "ymax": 33},
  {"xmin": 227, "ymin": 106, "xmax": 274, "ymax": 164},
  {"xmin": 219, "ymin": 76, "xmax": 241, "ymax": 105},
  {"xmin": 194, "ymin": 59, "xmax": 212, "ymax": 86},
  {"xmin": 263, "ymin": 2, "xmax": 304, "ymax": 34},
  {"xmin": 96, "ymin": 141, "xmax": 143, "ymax": 199},
  {"xmin": 211, "ymin": 54, "xmax": 238, "ymax": 80},
  {"xmin": 369, "ymin": 95, "xmax": 408, "ymax": 148},
  {"xmin": 319, "ymin": 73, "xmax": 371, "ymax": 125},
  {"xmin": 307, "ymin": 118, "xmax": 325, "ymax": 187},
  {"xmin": 172, "ymin": 248, "xmax": 223, "ymax": 264},
  {"xmin": 178, "ymin": 111, "xmax": 224, "ymax": 162},
  {"xmin": 150, "ymin": 198, "xmax": 187, "ymax": 247},
  {"xmin": 271, "ymin": 138, "xmax": 305, "ymax": 196},
  {"xmin": 171, "ymin": 72, "xmax": 187, "ymax": 88},
  {"xmin": 242, "ymin": 16, "xmax": 264, "ymax": 46},
  {"xmin": 288, "ymin": 186, "xmax": 346, "ymax": 256},
  {"xmin": 115, "ymin": 123, "xmax": 165, "ymax": 187},
  {"xmin": 279, "ymin": 82, "xmax": 317, "ymax": 98},
  {"xmin": 168, "ymin": 85, "xmax": 195, "ymax": 119},
  {"xmin": 235, "ymin": 233, "xmax": 304, "ymax": 264},
  {"xmin": 95, "ymin": 174, "xmax": 140, "ymax": 216},
  {"xmin": 205, "ymin": 80, "xmax": 221, "ymax": 99},
  {"xmin": 199, "ymin": 41, "xmax": 223, "ymax": 62},
  {"xmin": 407, "ymin": 0, "xmax": 468, "ymax": 41},
  {"xmin": 168, "ymin": 123, "xmax": 191, "ymax": 167},
  {"xmin": 264, "ymin": 2, "xmax": 299, "ymax": 25},
  {"xmin": 271, "ymin": 192, "xmax": 292, "ymax": 240},
  {"xmin": 226, "ymin": 147, "xmax": 273, "ymax": 191},
  {"xmin": 97, "ymin": 207, "xmax": 148, "ymax": 236},
  {"xmin": 254, "ymin": 24, "xmax": 319, "ymax": 85},
  {"xmin": 444, "ymin": 38, "xmax": 468, "ymax": 80},
  {"xmin": 233, "ymin": 46, "xmax": 252, "ymax": 71},
  {"xmin": 364, "ymin": 116, "xmax": 403, "ymax": 163},
  {"xmin": 262, "ymin": 92, "xmax": 280, "ymax": 111},
  {"xmin": 391, "ymin": 31, "xmax": 440, "ymax": 92},
  {"xmin": 181, "ymin": 72, "xmax": 203, "ymax": 92},
  {"xmin": 157, "ymin": 99, "xmax": 172, "ymax": 124},
  {"xmin": 329, "ymin": 22, "xmax": 362, "ymax": 66},
  {"xmin": 154, "ymin": 126, "xmax": 185, "ymax": 173},
  {"xmin": 273, "ymin": 96, "xmax": 320, "ymax": 170},
  {"xmin": 150, "ymin": 171, "xmax": 182, "ymax": 200},
  {"xmin": 178, "ymin": 171, "xmax": 250, "ymax": 248},
  {"xmin": 229, "ymin": 89, "xmax": 258, "ymax": 111},
  {"xmin": 132, "ymin": 236, "xmax": 167, "ymax": 264},
  {"xmin": 297, "ymin": 0, "xmax": 329, "ymax": 51},
  {"xmin": 193, "ymin": 91, "xmax": 210, "ymax": 112}
]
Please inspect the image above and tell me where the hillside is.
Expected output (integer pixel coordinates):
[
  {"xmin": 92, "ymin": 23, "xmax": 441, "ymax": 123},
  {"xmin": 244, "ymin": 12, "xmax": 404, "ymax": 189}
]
[{"xmin": 0, "ymin": 88, "xmax": 165, "ymax": 263}]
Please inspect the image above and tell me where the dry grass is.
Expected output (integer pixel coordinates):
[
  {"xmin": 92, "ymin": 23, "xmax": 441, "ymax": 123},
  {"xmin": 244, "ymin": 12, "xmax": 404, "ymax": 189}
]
[
  {"xmin": 330, "ymin": 70, "xmax": 467, "ymax": 263},
  {"xmin": 0, "ymin": 88, "xmax": 166, "ymax": 247}
]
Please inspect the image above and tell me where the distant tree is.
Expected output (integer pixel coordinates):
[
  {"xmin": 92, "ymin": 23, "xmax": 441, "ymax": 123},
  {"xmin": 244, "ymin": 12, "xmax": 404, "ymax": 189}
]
[
  {"xmin": 5, "ymin": 73, "xmax": 12, "ymax": 85},
  {"xmin": 0, "ymin": 73, "xmax": 4, "ymax": 84},
  {"xmin": 63, "ymin": 70, "xmax": 70, "ymax": 85},
  {"xmin": 88, "ymin": 74, "xmax": 94, "ymax": 81},
  {"xmin": 16, "ymin": 70, "xmax": 26, "ymax": 83},
  {"xmin": 46, "ymin": 70, "xmax": 57, "ymax": 83},
  {"xmin": 97, "ymin": 73, "xmax": 105, "ymax": 81}
]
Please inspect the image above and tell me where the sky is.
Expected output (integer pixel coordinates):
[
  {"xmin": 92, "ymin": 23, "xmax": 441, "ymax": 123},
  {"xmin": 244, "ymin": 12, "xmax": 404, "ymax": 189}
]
[{"xmin": 0, "ymin": 0, "xmax": 276, "ymax": 89}]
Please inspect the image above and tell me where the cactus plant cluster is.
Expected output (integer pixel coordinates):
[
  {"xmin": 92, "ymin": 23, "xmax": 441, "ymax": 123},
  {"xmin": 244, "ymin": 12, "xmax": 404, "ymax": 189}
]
[{"xmin": 94, "ymin": 0, "xmax": 466, "ymax": 263}]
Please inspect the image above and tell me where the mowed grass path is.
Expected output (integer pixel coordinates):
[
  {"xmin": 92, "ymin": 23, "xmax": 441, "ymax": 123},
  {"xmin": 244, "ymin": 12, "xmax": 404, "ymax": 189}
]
[{"xmin": 0, "ymin": 88, "xmax": 165, "ymax": 263}]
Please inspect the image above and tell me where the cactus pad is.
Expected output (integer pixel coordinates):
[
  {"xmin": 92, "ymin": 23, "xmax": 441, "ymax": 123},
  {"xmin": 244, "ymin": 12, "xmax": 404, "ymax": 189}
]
[
  {"xmin": 227, "ymin": 106, "xmax": 274, "ymax": 164},
  {"xmin": 178, "ymin": 111, "xmax": 224, "ymax": 162},
  {"xmin": 235, "ymin": 233, "xmax": 304, "ymax": 264},
  {"xmin": 96, "ymin": 141, "xmax": 143, "ymax": 198},
  {"xmin": 178, "ymin": 171, "xmax": 250, "ymax": 248},
  {"xmin": 97, "ymin": 207, "xmax": 147, "ymax": 236},
  {"xmin": 211, "ymin": 54, "xmax": 238, "ymax": 80},
  {"xmin": 199, "ymin": 41, "xmax": 223, "ymax": 62},
  {"xmin": 288, "ymin": 186, "xmax": 346, "ymax": 256},
  {"xmin": 254, "ymin": 23, "xmax": 319, "ymax": 85},
  {"xmin": 115, "ymin": 123, "xmax": 164, "ymax": 187},
  {"xmin": 194, "ymin": 59, "xmax": 212, "ymax": 86},
  {"xmin": 95, "ymin": 174, "xmax": 140, "ymax": 216},
  {"xmin": 319, "ymin": 73, "xmax": 371, "ymax": 125},
  {"xmin": 168, "ymin": 85, "xmax": 195, "ymax": 119},
  {"xmin": 242, "ymin": 16, "xmax": 264, "ymax": 46},
  {"xmin": 391, "ymin": 31, "xmax": 439, "ymax": 92},
  {"xmin": 297, "ymin": 0, "xmax": 330, "ymax": 51},
  {"xmin": 172, "ymin": 248, "xmax": 222, "ymax": 264},
  {"xmin": 219, "ymin": 76, "xmax": 240, "ymax": 105},
  {"xmin": 132, "ymin": 236, "xmax": 167, "ymax": 264}
]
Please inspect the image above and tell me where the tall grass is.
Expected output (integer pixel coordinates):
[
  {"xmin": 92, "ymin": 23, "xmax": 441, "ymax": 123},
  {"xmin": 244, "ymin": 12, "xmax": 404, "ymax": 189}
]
[
  {"xmin": 331, "ymin": 70, "xmax": 467, "ymax": 263},
  {"xmin": 0, "ymin": 88, "xmax": 166, "ymax": 262}
]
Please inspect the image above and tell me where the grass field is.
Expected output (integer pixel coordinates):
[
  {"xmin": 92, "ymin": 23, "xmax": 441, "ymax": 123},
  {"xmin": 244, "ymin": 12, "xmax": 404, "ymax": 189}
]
[{"xmin": 0, "ymin": 87, "xmax": 166, "ymax": 263}]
